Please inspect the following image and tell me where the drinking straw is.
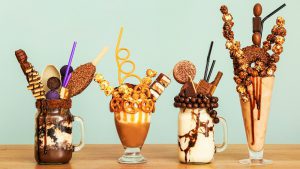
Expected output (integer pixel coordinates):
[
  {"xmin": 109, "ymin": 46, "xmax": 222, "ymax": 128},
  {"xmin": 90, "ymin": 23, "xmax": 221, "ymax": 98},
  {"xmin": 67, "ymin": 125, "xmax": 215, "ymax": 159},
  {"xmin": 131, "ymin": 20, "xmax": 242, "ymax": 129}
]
[
  {"xmin": 261, "ymin": 3, "xmax": 286, "ymax": 34},
  {"xmin": 204, "ymin": 41, "xmax": 214, "ymax": 81},
  {"xmin": 64, "ymin": 73, "xmax": 72, "ymax": 87},
  {"xmin": 207, "ymin": 60, "xmax": 216, "ymax": 82},
  {"xmin": 63, "ymin": 41, "xmax": 77, "ymax": 86}
]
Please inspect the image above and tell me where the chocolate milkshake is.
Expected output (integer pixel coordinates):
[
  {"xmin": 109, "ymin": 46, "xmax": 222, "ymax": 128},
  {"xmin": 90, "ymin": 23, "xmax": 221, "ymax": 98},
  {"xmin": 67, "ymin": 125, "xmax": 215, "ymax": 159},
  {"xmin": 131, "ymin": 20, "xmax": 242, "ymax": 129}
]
[{"xmin": 35, "ymin": 99, "xmax": 84, "ymax": 164}]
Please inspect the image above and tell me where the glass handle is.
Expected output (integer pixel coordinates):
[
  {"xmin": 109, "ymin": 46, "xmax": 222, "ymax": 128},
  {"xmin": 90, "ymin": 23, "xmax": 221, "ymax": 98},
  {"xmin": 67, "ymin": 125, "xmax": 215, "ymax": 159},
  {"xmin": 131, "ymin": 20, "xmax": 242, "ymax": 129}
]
[
  {"xmin": 73, "ymin": 116, "xmax": 85, "ymax": 152},
  {"xmin": 215, "ymin": 116, "xmax": 228, "ymax": 153}
]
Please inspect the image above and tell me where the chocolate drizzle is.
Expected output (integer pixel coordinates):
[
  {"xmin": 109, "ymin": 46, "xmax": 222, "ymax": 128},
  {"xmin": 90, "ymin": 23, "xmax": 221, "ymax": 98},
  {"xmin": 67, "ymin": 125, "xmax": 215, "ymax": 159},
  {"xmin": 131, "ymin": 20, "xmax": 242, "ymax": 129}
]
[
  {"xmin": 178, "ymin": 109, "xmax": 212, "ymax": 163},
  {"xmin": 247, "ymin": 77, "xmax": 263, "ymax": 145}
]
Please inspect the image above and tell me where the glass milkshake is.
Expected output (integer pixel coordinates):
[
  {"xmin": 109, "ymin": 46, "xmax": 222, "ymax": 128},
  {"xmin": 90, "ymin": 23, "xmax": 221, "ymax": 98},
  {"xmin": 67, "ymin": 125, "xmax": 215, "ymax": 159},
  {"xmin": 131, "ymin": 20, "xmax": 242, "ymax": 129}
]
[
  {"xmin": 173, "ymin": 53, "xmax": 227, "ymax": 164},
  {"xmin": 220, "ymin": 3, "xmax": 286, "ymax": 165}
]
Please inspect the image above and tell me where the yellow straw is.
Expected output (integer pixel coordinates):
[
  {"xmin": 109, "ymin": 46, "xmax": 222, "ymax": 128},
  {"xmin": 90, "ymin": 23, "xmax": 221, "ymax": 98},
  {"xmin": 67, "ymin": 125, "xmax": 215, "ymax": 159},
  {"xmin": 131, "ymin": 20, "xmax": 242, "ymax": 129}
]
[{"xmin": 115, "ymin": 27, "xmax": 142, "ymax": 85}]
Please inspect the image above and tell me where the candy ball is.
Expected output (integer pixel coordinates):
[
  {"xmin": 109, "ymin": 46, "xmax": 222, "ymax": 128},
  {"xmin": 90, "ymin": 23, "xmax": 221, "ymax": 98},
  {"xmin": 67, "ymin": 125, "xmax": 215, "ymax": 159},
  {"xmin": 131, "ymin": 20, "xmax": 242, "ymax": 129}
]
[
  {"xmin": 60, "ymin": 65, "xmax": 74, "ymax": 77},
  {"xmin": 46, "ymin": 90, "xmax": 60, "ymax": 100},
  {"xmin": 47, "ymin": 77, "xmax": 61, "ymax": 90}
]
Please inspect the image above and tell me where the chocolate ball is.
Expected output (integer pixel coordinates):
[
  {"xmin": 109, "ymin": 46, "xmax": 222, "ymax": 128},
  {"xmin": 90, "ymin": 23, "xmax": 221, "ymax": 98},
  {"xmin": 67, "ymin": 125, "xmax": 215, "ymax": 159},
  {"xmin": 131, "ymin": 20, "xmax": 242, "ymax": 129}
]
[
  {"xmin": 184, "ymin": 98, "xmax": 190, "ymax": 104},
  {"xmin": 197, "ymin": 98, "xmax": 202, "ymax": 104},
  {"xmin": 206, "ymin": 103, "xmax": 211, "ymax": 108},
  {"xmin": 211, "ymin": 103, "xmax": 219, "ymax": 108},
  {"xmin": 253, "ymin": 3, "xmax": 262, "ymax": 17},
  {"xmin": 60, "ymin": 65, "xmax": 74, "ymax": 77},
  {"xmin": 47, "ymin": 77, "xmax": 61, "ymax": 90},
  {"xmin": 179, "ymin": 97, "xmax": 185, "ymax": 103},
  {"xmin": 200, "ymin": 103, "xmax": 205, "ymax": 108},
  {"xmin": 210, "ymin": 110, "xmax": 217, "ymax": 118},
  {"xmin": 213, "ymin": 117, "xmax": 220, "ymax": 124},
  {"xmin": 177, "ymin": 103, "xmax": 182, "ymax": 107},
  {"xmin": 203, "ymin": 97, "xmax": 209, "ymax": 103},
  {"xmin": 187, "ymin": 104, "xmax": 193, "ymax": 108},
  {"xmin": 46, "ymin": 90, "xmax": 60, "ymax": 100},
  {"xmin": 179, "ymin": 92, "xmax": 185, "ymax": 97},
  {"xmin": 252, "ymin": 32, "xmax": 261, "ymax": 46},
  {"xmin": 181, "ymin": 103, "xmax": 186, "ymax": 108},
  {"xmin": 211, "ymin": 97, "xmax": 219, "ymax": 103},
  {"xmin": 173, "ymin": 102, "xmax": 178, "ymax": 107},
  {"xmin": 193, "ymin": 103, "xmax": 198, "ymax": 108},
  {"xmin": 191, "ymin": 98, "xmax": 197, "ymax": 103},
  {"xmin": 174, "ymin": 96, "xmax": 180, "ymax": 102}
]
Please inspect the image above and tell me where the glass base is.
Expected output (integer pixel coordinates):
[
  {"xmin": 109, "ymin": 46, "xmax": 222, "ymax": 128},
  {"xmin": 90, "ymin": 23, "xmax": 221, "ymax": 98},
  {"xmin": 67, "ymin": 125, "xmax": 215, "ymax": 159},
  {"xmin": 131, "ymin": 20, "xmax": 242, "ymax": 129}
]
[
  {"xmin": 239, "ymin": 159, "xmax": 272, "ymax": 165},
  {"xmin": 118, "ymin": 147, "xmax": 146, "ymax": 164},
  {"xmin": 239, "ymin": 149, "xmax": 272, "ymax": 165}
]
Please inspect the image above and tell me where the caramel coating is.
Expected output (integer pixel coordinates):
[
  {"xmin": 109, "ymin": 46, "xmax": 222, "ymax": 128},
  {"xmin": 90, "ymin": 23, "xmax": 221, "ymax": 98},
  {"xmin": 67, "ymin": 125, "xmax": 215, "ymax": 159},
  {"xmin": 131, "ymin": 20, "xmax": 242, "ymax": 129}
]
[{"xmin": 253, "ymin": 3, "xmax": 262, "ymax": 17}]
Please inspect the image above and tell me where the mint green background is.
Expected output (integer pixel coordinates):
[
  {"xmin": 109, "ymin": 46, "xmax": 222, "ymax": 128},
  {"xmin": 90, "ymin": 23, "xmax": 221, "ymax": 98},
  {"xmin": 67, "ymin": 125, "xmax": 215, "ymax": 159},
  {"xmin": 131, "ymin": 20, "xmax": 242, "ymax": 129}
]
[{"xmin": 0, "ymin": 0, "xmax": 299, "ymax": 144}]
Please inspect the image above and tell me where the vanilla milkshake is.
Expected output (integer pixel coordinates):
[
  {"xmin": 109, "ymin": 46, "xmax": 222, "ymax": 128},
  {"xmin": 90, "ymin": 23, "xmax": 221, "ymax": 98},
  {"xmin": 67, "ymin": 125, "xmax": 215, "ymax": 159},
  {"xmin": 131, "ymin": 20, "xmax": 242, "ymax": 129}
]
[{"xmin": 178, "ymin": 108, "xmax": 214, "ymax": 163}]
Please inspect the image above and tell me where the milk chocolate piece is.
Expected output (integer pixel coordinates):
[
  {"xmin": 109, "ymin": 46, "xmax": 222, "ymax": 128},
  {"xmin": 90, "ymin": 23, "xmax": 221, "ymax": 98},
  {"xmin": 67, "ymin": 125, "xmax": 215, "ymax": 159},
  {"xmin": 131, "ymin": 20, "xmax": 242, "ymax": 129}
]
[
  {"xmin": 253, "ymin": 17, "xmax": 262, "ymax": 33},
  {"xmin": 173, "ymin": 60, "xmax": 196, "ymax": 84},
  {"xmin": 183, "ymin": 77, "xmax": 197, "ymax": 97},
  {"xmin": 156, "ymin": 73, "xmax": 171, "ymax": 87},
  {"xmin": 196, "ymin": 80, "xmax": 212, "ymax": 95}
]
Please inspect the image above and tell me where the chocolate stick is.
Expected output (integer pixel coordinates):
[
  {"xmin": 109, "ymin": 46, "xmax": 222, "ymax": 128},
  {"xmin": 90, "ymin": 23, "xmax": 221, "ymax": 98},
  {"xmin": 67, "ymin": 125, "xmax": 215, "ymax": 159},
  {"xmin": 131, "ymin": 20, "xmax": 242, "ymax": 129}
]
[
  {"xmin": 204, "ymin": 41, "xmax": 214, "ymax": 81},
  {"xmin": 210, "ymin": 71, "xmax": 223, "ymax": 95},
  {"xmin": 207, "ymin": 60, "xmax": 216, "ymax": 82},
  {"xmin": 261, "ymin": 3, "xmax": 286, "ymax": 33}
]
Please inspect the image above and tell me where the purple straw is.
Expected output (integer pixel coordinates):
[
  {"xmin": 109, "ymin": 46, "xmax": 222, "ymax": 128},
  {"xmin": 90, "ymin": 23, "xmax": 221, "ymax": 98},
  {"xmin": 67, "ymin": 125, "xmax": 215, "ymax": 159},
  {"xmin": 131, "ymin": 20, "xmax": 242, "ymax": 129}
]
[
  {"xmin": 63, "ymin": 41, "xmax": 77, "ymax": 86},
  {"xmin": 64, "ymin": 73, "xmax": 72, "ymax": 87}
]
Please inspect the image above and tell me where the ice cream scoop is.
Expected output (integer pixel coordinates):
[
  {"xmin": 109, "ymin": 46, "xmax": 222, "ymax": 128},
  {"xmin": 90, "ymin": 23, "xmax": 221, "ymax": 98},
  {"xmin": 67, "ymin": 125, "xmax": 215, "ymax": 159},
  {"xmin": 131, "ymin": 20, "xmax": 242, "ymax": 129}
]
[{"xmin": 67, "ymin": 47, "xmax": 109, "ymax": 97}]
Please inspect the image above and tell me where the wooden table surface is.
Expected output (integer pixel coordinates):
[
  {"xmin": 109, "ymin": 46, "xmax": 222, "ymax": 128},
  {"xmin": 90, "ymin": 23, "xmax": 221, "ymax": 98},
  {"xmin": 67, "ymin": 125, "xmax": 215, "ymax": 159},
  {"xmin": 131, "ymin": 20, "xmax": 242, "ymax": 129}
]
[{"xmin": 0, "ymin": 144, "xmax": 299, "ymax": 169}]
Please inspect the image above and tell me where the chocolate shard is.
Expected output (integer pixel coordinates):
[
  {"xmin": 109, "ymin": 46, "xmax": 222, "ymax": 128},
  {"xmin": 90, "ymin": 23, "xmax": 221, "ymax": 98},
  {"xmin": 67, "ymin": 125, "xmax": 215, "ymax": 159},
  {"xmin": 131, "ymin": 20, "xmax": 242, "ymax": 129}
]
[
  {"xmin": 196, "ymin": 80, "xmax": 212, "ymax": 95},
  {"xmin": 183, "ymin": 77, "xmax": 197, "ymax": 97}
]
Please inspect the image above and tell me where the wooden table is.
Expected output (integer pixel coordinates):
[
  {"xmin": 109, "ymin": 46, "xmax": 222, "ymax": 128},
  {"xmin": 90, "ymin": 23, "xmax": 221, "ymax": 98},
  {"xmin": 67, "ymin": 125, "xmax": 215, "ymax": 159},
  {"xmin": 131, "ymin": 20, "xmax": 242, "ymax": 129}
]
[{"xmin": 0, "ymin": 144, "xmax": 299, "ymax": 169}]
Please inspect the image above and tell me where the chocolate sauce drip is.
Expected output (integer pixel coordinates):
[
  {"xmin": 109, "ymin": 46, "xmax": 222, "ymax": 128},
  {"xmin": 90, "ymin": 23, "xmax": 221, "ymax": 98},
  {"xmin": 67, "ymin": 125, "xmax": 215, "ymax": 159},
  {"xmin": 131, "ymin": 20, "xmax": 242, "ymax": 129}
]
[
  {"xmin": 247, "ymin": 77, "xmax": 263, "ymax": 145},
  {"xmin": 178, "ymin": 110, "xmax": 212, "ymax": 163}
]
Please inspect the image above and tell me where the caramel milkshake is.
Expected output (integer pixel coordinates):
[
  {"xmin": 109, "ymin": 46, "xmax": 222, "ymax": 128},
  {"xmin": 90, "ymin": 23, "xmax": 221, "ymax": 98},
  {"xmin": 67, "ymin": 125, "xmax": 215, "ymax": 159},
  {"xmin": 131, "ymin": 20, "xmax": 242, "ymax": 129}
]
[
  {"xmin": 240, "ymin": 77, "xmax": 274, "ymax": 152},
  {"xmin": 115, "ymin": 111, "xmax": 151, "ymax": 148},
  {"xmin": 220, "ymin": 3, "xmax": 287, "ymax": 165}
]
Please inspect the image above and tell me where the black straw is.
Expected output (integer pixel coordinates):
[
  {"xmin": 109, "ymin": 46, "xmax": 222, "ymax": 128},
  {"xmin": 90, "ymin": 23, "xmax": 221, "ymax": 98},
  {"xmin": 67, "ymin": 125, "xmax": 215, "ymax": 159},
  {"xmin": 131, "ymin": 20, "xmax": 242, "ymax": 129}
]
[
  {"xmin": 204, "ymin": 41, "xmax": 214, "ymax": 81},
  {"xmin": 261, "ymin": 3, "xmax": 286, "ymax": 33},
  {"xmin": 207, "ymin": 60, "xmax": 216, "ymax": 82}
]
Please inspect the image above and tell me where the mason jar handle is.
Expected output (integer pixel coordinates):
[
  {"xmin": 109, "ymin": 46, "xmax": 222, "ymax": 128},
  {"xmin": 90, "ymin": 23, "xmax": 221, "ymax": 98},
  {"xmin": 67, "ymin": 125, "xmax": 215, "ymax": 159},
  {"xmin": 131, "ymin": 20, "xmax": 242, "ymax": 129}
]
[
  {"xmin": 73, "ymin": 116, "xmax": 85, "ymax": 152},
  {"xmin": 215, "ymin": 116, "xmax": 228, "ymax": 153}
]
